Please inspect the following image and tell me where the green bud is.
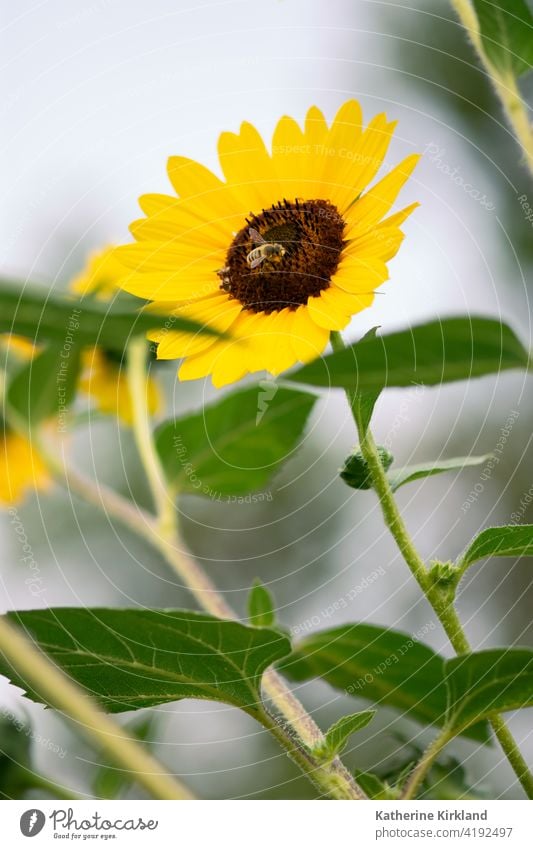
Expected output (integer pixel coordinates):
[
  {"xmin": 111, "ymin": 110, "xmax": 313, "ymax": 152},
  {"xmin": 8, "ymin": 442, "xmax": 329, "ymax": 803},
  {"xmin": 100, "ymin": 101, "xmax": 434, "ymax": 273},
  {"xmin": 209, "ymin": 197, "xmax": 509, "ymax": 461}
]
[
  {"xmin": 429, "ymin": 560, "xmax": 459, "ymax": 585},
  {"xmin": 340, "ymin": 446, "xmax": 394, "ymax": 490}
]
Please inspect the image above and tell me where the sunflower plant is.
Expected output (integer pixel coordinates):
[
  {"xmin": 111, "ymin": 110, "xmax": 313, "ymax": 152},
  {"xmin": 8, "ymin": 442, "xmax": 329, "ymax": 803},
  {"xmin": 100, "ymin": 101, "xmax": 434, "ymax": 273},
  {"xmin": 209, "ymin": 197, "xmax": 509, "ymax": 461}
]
[{"xmin": 1, "ymin": 88, "xmax": 533, "ymax": 804}]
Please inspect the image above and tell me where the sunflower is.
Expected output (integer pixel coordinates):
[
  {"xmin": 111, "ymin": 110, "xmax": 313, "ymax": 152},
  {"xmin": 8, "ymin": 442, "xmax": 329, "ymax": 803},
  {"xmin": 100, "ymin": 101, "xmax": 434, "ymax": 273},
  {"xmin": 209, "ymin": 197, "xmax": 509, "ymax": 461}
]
[
  {"xmin": 1, "ymin": 334, "xmax": 38, "ymax": 361},
  {"xmin": 0, "ymin": 425, "xmax": 50, "ymax": 506},
  {"xmin": 78, "ymin": 346, "xmax": 161, "ymax": 426},
  {"xmin": 115, "ymin": 101, "xmax": 420, "ymax": 387},
  {"xmin": 0, "ymin": 338, "xmax": 50, "ymax": 506},
  {"xmin": 70, "ymin": 247, "xmax": 162, "ymax": 424},
  {"xmin": 70, "ymin": 245, "xmax": 129, "ymax": 301}
]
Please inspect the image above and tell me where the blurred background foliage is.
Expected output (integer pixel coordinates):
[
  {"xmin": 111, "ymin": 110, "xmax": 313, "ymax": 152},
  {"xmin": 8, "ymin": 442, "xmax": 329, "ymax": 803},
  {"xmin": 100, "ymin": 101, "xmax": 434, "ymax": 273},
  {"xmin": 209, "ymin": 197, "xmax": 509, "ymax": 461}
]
[{"xmin": 1, "ymin": 0, "xmax": 532, "ymax": 799}]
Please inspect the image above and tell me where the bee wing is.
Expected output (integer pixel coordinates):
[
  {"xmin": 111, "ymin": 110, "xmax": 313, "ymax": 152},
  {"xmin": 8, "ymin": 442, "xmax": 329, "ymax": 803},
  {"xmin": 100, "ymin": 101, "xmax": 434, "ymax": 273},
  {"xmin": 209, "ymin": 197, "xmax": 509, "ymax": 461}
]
[
  {"xmin": 249, "ymin": 227, "xmax": 266, "ymax": 245},
  {"xmin": 249, "ymin": 255, "xmax": 265, "ymax": 269}
]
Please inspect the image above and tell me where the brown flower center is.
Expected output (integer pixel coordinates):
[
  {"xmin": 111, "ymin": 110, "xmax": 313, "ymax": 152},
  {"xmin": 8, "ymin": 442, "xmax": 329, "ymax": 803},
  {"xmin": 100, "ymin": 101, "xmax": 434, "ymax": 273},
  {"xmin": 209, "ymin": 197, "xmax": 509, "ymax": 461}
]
[{"xmin": 218, "ymin": 199, "xmax": 345, "ymax": 313}]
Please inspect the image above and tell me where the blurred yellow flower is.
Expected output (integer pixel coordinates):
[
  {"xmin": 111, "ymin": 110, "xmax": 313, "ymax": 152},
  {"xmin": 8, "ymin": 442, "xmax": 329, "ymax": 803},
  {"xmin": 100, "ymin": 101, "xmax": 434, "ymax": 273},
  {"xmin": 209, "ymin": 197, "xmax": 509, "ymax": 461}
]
[
  {"xmin": 70, "ymin": 245, "xmax": 129, "ymax": 301},
  {"xmin": 70, "ymin": 246, "xmax": 162, "ymax": 424},
  {"xmin": 1, "ymin": 334, "xmax": 37, "ymax": 361},
  {"xmin": 116, "ymin": 100, "xmax": 420, "ymax": 387},
  {"xmin": 0, "ymin": 427, "xmax": 50, "ymax": 506},
  {"xmin": 79, "ymin": 347, "xmax": 161, "ymax": 426}
]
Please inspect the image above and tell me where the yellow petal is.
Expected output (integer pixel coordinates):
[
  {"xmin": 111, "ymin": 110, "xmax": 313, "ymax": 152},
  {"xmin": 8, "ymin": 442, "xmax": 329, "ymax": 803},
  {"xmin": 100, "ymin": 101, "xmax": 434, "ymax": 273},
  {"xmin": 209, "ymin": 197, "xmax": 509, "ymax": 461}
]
[
  {"xmin": 178, "ymin": 341, "xmax": 226, "ymax": 382},
  {"xmin": 376, "ymin": 201, "xmax": 420, "ymax": 230},
  {"xmin": 235, "ymin": 309, "xmax": 297, "ymax": 375},
  {"xmin": 344, "ymin": 291, "xmax": 375, "ymax": 313},
  {"xmin": 291, "ymin": 305, "xmax": 330, "ymax": 363},
  {"xmin": 218, "ymin": 121, "xmax": 280, "ymax": 211},
  {"xmin": 326, "ymin": 100, "xmax": 363, "ymax": 156},
  {"xmin": 153, "ymin": 294, "xmax": 242, "ymax": 359},
  {"xmin": 272, "ymin": 115, "xmax": 307, "ymax": 191},
  {"xmin": 333, "ymin": 257, "xmax": 389, "ymax": 292},
  {"xmin": 211, "ymin": 344, "xmax": 249, "ymax": 388},
  {"xmin": 167, "ymin": 156, "xmax": 224, "ymax": 199},
  {"xmin": 130, "ymin": 202, "xmax": 233, "ymax": 248},
  {"xmin": 303, "ymin": 105, "xmax": 328, "ymax": 149},
  {"xmin": 116, "ymin": 241, "xmax": 223, "ymax": 273},
  {"xmin": 138, "ymin": 194, "xmax": 178, "ymax": 216},
  {"xmin": 307, "ymin": 291, "xmax": 351, "ymax": 330},
  {"xmin": 326, "ymin": 114, "xmax": 397, "ymax": 212},
  {"xmin": 344, "ymin": 154, "xmax": 421, "ymax": 236},
  {"xmin": 120, "ymin": 269, "xmax": 220, "ymax": 302},
  {"xmin": 263, "ymin": 309, "xmax": 299, "ymax": 374},
  {"xmin": 321, "ymin": 284, "xmax": 372, "ymax": 315},
  {"xmin": 344, "ymin": 227, "xmax": 405, "ymax": 262},
  {"xmin": 167, "ymin": 156, "xmax": 242, "ymax": 223}
]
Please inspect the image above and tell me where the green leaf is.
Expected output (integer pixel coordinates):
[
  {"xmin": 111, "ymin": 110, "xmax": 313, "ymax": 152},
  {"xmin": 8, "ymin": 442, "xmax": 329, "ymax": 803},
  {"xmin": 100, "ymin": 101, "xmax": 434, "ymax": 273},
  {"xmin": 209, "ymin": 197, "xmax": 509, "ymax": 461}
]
[
  {"xmin": 444, "ymin": 649, "xmax": 533, "ymax": 734},
  {"xmin": 287, "ymin": 317, "xmax": 529, "ymax": 392},
  {"xmin": 472, "ymin": 0, "xmax": 533, "ymax": 78},
  {"xmin": 0, "ymin": 714, "xmax": 33, "ymax": 797},
  {"xmin": 280, "ymin": 623, "xmax": 489, "ymax": 742},
  {"xmin": 351, "ymin": 328, "xmax": 382, "ymax": 435},
  {"xmin": 388, "ymin": 454, "xmax": 494, "ymax": 492},
  {"xmin": 248, "ymin": 580, "xmax": 276, "ymax": 628},
  {"xmin": 354, "ymin": 770, "xmax": 398, "ymax": 799},
  {"xmin": 0, "ymin": 280, "xmax": 218, "ymax": 354},
  {"xmin": 155, "ymin": 386, "xmax": 317, "ymax": 496},
  {"xmin": 314, "ymin": 710, "xmax": 375, "ymax": 762},
  {"xmin": 7, "ymin": 344, "xmax": 81, "ymax": 426},
  {"xmin": 459, "ymin": 525, "xmax": 533, "ymax": 570},
  {"xmin": 0, "ymin": 609, "xmax": 291, "ymax": 718}
]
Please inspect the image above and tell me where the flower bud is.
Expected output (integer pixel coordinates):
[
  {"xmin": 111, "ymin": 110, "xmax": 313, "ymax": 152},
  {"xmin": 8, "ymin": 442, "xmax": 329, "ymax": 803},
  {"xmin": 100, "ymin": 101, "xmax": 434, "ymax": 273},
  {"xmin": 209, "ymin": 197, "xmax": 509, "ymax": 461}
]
[{"xmin": 340, "ymin": 447, "xmax": 394, "ymax": 490}]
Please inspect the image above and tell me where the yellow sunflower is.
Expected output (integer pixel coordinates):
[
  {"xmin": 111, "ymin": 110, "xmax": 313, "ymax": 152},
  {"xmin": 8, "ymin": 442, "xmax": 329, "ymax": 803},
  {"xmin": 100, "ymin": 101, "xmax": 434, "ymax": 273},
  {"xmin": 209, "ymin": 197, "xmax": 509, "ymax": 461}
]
[
  {"xmin": 0, "ymin": 426, "xmax": 50, "ymax": 506},
  {"xmin": 70, "ymin": 245, "xmax": 128, "ymax": 301},
  {"xmin": 1, "ymin": 334, "xmax": 38, "ymax": 361},
  {"xmin": 70, "ymin": 247, "xmax": 162, "ymax": 424},
  {"xmin": 115, "ymin": 101, "xmax": 420, "ymax": 387},
  {"xmin": 78, "ymin": 346, "xmax": 160, "ymax": 426}
]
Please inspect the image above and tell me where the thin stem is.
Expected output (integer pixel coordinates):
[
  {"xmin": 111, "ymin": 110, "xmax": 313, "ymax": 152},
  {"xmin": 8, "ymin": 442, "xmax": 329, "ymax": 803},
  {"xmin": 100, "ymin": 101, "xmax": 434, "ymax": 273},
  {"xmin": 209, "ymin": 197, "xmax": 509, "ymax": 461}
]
[
  {"xmin": 402, "ymin": 728, "xmax": 454, "ymax": 800},
  {"xmin": 450, "ymin": 0, "xmax": 533, "ymax": 176},
  {"xmin": 123, "ymin": 339, "xmax": 365, "ymax": 800},
  {"xmin": 331, "ymin": 330, "xmax": 533, "ymax": 798},
  {"xmin": 126, "ymin": 338, "xmax": 170, "ymax": 528},
  {"xmin": 0, "ymin": 617, "xmax": 194, "ymax": 800}
]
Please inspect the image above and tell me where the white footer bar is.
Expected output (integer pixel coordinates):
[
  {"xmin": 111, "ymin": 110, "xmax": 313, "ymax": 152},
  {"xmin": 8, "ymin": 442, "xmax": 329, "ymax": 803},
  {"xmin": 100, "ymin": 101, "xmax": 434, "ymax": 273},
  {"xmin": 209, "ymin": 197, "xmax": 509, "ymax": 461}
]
[{"xmin": 2, "ymin": 799, "xmax": 531, "ymax": 848}]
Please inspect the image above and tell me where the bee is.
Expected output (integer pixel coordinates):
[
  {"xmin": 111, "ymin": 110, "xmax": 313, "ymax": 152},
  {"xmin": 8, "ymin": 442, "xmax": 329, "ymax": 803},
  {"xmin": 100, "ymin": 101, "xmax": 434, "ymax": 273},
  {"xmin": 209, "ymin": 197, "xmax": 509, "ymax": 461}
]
[
  {"xmin": 216, "ymin": 265, "xmax": 232, "ymax": 291},
  {"xmin": 246, "ymin": 228, "xmax": 286, "ymax": 269}
]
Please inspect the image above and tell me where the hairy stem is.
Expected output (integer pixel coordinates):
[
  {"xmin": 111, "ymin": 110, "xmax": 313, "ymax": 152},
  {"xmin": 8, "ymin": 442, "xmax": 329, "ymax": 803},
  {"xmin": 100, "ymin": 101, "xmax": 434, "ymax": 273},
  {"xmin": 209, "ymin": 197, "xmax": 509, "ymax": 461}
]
[
  {"xmin": 330, "ymin": 330, "xmax": 533, "ymax": 798},
  {"xmin": 401, "ymin": 728, "xmax": 454, "ymax": 800},
  {"xmin": 450, "ymin": 0, "xmax": 533, "ymax": 176},
  {"xmin": 0, "ymin": 617, "xmax": 194, "ymax": 800}
]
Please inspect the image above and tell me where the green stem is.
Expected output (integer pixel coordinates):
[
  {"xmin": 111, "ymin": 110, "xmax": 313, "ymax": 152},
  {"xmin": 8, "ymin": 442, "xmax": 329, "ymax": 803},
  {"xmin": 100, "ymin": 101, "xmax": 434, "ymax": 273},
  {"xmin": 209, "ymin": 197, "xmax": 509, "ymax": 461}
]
[
  {"xmin": 401, "ymin": 728, "xmax": 454, "ymax": 800},
  {"xmin": 450, "ymin": 0, "xmax": 533, "ymax": 177},
  {"xmin": 331, "ymin": 330, "xmax": 533, "ymax": 799},
  {"xmin": 126, "ymin": 338, "xmax": 171, "ymax": 530},
  {"xmin": 0, "ymin": 617, "xmax": 194, "ymax": 800},
  {"xmin": 124, "ymin": 338, "xmax": 364, "ymax": 800}
]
